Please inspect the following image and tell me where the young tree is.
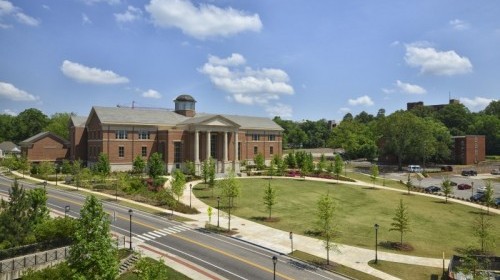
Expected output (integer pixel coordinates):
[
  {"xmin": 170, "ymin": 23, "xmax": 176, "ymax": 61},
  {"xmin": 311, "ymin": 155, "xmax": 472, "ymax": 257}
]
[
  {"xmin": 68, "ymin": 195, "xmax": 118, "ymax": 279},
  {"xmin": 370, "ymin": 164, "xmax": 379, "ymax": 188},
  {"xmin": 208, "ymin": 157, "xmax": 216, "ymax": 196},
  {"xmin": 333, "ymin": 154, "xmax": 343, "ymax": 183},
  {"xmin": 184, "ymin": 160, "xmax": 196, "ymax": 178},
  {"xmin": 263, "ymin": 182, "xmax": 277, "ymax": 219},
  {"xmin": 390, "ymin": 199, "xmax": 411, "ymax": 247},
  {"xmin": 284, "ymin": 152, "xmax": 296, "ymax": 169},
  {"xmin": 219, "ymin": 171, "xmax": 240, "ymax": 232},
  {"xmin": 17, "ymin": 155, "xmax": 30, "ymax": 177},
  {"xmin": 316, "ymin": 193, "xmax": 337, "ymax": 265},
  {"xmin": 405, "ymin": 175, "xmax": 413, "ymax": 195},
  {"xmin": 473, "ymin": 213, "xmax": 494, "ymax": 254},
  {"xmin": 148, "ymin": 152, "xmax": 165, "ymax": 179},
  {"xmin": 94, "ymin": 153, "xmax": 111, "ymax": 177},
  {"xmin": 268, "ymin": 161, "xmax": 276, "ymax": 178},
  {"xmin": 136, "ymin": 257, "xmax": 169, "ymax": 280},
  {"xmin": 38, "ymin": 161, "xmax": 54, "ymax": 181},
  {"xmin": 254, "ymin": 153, "xmax": 265, "ymax": 170},
  {"xmin": 171, "ymin": 169, "xmax": 186, "ymax": 202},
  {"xmin": 441, "ymin": 177, "xmax": 453, "ymax": 203},
  {"xmin": 272, "ymin": 154, "xmax": 285, "ymax": 176},
  {"xmin": 61, "ymin": 159, "xmax": 72, "ymax": 174},
  {"xmin": 483, "ymin": 181, "xmax": 494, "ymax": 215},
  {"xmin": 201, "ymin": 159, "xmax": 209, "ymax": 184},
  {"xmin": 0, "ymin": 179, "xmax": 30, "ymax": 247},
  {"xmin": 317, "ymin": 154, "xmax": 327, "ymax": 173},
  {"xmin": 132, "ymin": 155, "xmax": 146, "ymax": 176}
]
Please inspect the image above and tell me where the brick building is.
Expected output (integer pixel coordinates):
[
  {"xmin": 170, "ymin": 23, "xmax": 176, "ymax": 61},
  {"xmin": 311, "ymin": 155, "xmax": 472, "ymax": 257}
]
[
  {"xmin": 452, "ymin": 135, "xmax": 486, "ymax": 165},
  {"xmin": 70, "ymin": 95, "xmax": 283, "ymax": 173},
  {"xmin": 19, "ymin": 132, "xmax": 70, "ymax": 163}
]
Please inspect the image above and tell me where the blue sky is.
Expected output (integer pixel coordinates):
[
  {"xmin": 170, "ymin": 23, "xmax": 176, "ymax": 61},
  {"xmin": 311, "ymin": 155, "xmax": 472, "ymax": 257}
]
[{"xmin": 0, "ymin": 0, "xmax": 499, "ymax": 121}]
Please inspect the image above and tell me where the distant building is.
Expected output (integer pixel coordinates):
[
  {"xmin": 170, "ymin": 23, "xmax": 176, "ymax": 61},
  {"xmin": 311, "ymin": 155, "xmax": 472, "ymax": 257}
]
[
  {"xmin": 0, "ymin": 141, "xmax": 20, "ymax": 159},
  {"xmin": 69, "ymin": 94, "xmax": 284, "ymax": 173},
  {"xmin": 19, "ymin": 132, "xmax": 70, "ymax": 163},
  {"xmin": 452, "ymin": 135, "xmax": 486, "ymax": 165},
  {"xmin": 407, "ymin": 99, "xmax": 460, "ymax": 111}
]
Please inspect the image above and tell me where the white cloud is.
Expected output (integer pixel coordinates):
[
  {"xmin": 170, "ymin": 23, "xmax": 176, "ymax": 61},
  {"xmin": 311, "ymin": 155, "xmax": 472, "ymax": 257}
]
[
  {"xmin": 0, "ymin": 0, "xmax": 39, "ymax": 27},
  {"xmin": 265, "ymin": 103, "xmax": 292, "ymax": 118},
  {"xmin": 61, "ymin": 60, "xmax": 129, "ymax": 85},
  {"xmin": 145, "ymin": 0, "xmax": 262, "ymax": 39},
  {"xmin": 405, "ymin": 44, "xmax": 473, "ymax": 76},
  {"xmin": 0, "ymin": 81, "xmax": 38, "ymax": 101},
  {"xmin": 460, "ymin": 97, "xmax": 495, "ymax": 110},
  {"xmin": 81, "ymin": 0, "xmax": 120, "ymax": 5},
  {"xmin": 338, "ymin": 107, "xmax": 351, "ymax": 113},
  {"xmin": 348, "ymin": 95, "xmax": 374, "ymax": 106},
  {"xmin": 200, "ymin": 53, "xmax": 294, "ymax": 106},
  {"xmin": 395, "ymin": 80, "xmax": 427, "ymax": 95},
  {"xmin": 3, "ymin": 109, "xmax": 17, "ymax": 116},
  {"xmin": 82, "ymin": 13, "xmax": 92, "ymax": 25},
  {"xmin": 114, "ymin": 6, "xmax": 143, "ymax": 23},
  {"xmin": 142, "ymin": 89, "xmax": 161, "ymax": 99},
  {"xmin": 449, "ymin": 19, "xmax": 469, "ymax": 31}
]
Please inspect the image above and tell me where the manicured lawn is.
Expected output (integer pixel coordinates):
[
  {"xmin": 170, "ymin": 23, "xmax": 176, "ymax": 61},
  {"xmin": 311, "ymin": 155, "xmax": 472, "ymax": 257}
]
[
  {"xmin": 194, "ymin": 178, "xmax": 499, "ymax": 258},
  {"xmin": 368, "ymin": 260, "xmax": 444, "ymax": 280}
]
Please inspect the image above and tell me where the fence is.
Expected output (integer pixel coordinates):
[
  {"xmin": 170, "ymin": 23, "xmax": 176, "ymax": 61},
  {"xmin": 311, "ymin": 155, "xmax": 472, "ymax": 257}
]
[{"xmin": 0, "ymin": 246, "xmax": 69, "ymax": 279}]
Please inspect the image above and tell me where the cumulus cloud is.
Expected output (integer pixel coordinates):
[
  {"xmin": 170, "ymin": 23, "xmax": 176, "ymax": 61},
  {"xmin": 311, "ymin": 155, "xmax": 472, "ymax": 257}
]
[
  {"xmin": 460, "ymin": 97, "xmax": 495, "ymax": 111},
  {"xmin": 61, "ymin": 60, "xmax": 129, "ymax": 85},
  {"xmin": 114, "ymin": 6, "xmax": 142, "ymax": 23},
  {"xmin": 265, "ymin": 103, "xmax": 292, "ymax": 118},
  {"xmin": 395, "ymin": 80, "xmax": 427, "ymax": 94},
  {"xmin": 199, "ymin": 53, "xmax": 294, "ymax": 106},
  {"xmin": 142, "ymin": 89, "xmax": 161, "ymax": 99},
  {"xmin": 3, "ymin": 109, "xmax": 17, "ymax": 116},
  {"xmin": 0, "ymin": 0, "xmax": 39, "ymax": 27},
  {"xmin": 405, "ymin": 44, "xmax": 473, "ymax": 76},
  {"xmin": 348, "ymin": 95, "xmax": 374, "ymax": 106},
  {"xmin": 0, "ymin": 81, "xmax": 38, "ymax": 101},
  {"xmin": 145, "ymin": 0, "xmax": 262, "ymax": 39},
  {"xmin": 449, "ymin": 19, "xmax": 469, "ymax": 30}
]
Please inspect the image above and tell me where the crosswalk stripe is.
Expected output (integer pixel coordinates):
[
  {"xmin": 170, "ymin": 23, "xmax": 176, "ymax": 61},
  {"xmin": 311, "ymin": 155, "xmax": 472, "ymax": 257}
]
[
  {"xmin": 148, "ymin": 232, "xmax": 162, "ymax": 238},
  {"xmin": 142, "ymin": 233, "xmax": 157, "ymax": 239},
  {"xmin": 153, "ymin": 230, "xmax": 167, "ymax": 236},
  {"xmin": 133, "ymin": 235, "xmax": 148, "ymax": 241}
]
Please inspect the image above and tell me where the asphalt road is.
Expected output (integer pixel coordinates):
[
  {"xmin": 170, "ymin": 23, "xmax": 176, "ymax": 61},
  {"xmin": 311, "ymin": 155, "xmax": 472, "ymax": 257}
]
[{"xmin": 0, "ymin": 175, "xmax": 346, "ymax": 280}]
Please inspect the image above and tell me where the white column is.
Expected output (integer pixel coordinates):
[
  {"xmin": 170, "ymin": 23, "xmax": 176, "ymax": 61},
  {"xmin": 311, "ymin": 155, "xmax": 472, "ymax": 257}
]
[
  {"xmin": 194, "ymin": 130, "xmax": 200, "ymax": 163},
  {"xmin": 223, "ymin": 131, "xmax": 228, "ymax": 162},
  {"xmin": 206, "ymin": 131, "xmax": 211, "ymax": 160},
  {"xmin": 234, "ymin": 131, "xmax": 239, "ymax": 162}
]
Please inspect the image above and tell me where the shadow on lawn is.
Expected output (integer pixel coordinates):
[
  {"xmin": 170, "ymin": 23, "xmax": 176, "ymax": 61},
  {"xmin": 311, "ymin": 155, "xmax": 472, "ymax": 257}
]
[{"xmin": 250, "ymin": 216, "xmax": 281, "ymax": 222}]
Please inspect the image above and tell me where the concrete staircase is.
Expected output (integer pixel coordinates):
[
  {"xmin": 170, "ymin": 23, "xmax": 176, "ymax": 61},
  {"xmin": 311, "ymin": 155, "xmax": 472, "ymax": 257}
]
[{"xmin": 118, "ymin": 253, "xmax": 139, "ymax": 275}]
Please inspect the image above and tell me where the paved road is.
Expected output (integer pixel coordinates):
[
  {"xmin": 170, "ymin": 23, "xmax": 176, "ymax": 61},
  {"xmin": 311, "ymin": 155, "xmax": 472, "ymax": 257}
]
[{"xmin": 0, "ymin": 176, "xmax": 346, "ymax": 280}]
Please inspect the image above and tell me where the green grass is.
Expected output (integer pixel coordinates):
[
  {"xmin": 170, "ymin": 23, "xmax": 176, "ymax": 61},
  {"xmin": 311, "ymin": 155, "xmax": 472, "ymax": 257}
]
[
  {"xmin": 118, "ymin": 257, "xmax": 191, "ymax": 280},
  {"xmin": 346, "ymin": 171, "xmax": 409, "ymax": 190},
  {"xmin": 194, "ymin": 178, "xmax": 500, "ymax": 258},
  {"xmin": 291, "ymin": 250, "xmax": 381, "ymax": 280},
  {"xmin": 368, "ymin": 260, "xmax": 444, "ymax": 280}
]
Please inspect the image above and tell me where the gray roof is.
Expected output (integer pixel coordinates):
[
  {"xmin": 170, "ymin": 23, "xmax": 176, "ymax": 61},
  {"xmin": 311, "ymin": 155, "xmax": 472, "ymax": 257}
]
[
  {"xmin": 179, "ymin": 113, "xmax": 283, "ymax": 131},
  {"xmin": 19, "ymin": 131, "xmax": 69, "ymax": 146},
  {"xmin": 91, "ymin": 106, "xmax": 188, "ymax": 126},
  {"xmin": 0, "ymin": 141, "xmax": 20, "ymax": 152},
  {"xmin": 70, "ymin": 115, "xmax": 87, "ymax": 127}
]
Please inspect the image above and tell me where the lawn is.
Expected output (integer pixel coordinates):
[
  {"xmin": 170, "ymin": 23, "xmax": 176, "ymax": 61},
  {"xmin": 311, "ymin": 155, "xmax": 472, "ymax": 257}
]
[
  {"xmin": 193, "ymin": 178, "xmax": 499, "ymax": 258},
  {"xmin": 368, "ymin": 260, "xmax": 444, "ymax": 280}
]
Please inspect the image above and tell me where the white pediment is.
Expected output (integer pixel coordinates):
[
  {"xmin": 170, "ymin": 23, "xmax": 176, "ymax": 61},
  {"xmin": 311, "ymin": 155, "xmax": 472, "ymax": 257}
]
[
  {"xmin": 199, "ymin": 115, "xmax": 240, "ymax": 128},
  {"xmin": 206, "ymin": 119, "xmax": 230, "ymax": 126}
]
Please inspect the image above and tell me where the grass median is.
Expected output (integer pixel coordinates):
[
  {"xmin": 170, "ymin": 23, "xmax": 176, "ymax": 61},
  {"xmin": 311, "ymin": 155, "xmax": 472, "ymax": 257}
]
[{"xmin": 193, "ymin": 177, "xmax": 499, "ymax": 258}]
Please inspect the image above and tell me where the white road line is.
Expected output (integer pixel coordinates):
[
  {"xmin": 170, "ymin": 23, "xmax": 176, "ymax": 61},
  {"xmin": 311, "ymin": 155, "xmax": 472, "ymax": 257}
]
[
  {"xmin": 153, "ymin": 230, "xmax": 167, "ymax": 236},
  {"xmin": 132, "ymin": 236, "xmax": 146, "ymax": 242},
  {"xmin": 142, "ymin": 233, "xmax": 157, "ymax": 239},
  {"xmin": 147, "ymin": 232, "xmax": 162, "ymax": 238}
]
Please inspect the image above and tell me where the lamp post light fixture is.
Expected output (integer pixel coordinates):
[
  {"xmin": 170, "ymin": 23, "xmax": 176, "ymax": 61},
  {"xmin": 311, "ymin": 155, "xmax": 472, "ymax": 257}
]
[
  {"xmin": 64, "ymin": 205, "xmax": 70, "ymax": 217},
  {"xmin": 272, "ymin": 255, "xmax": 278, "ymax": 280},
  {"xmin": 189, "ymin": 184, "xmax": 192, "ymax": 208},
  {"xmin": 217, "ymin": 196, "xmax": 220, "ymax": 228},
  {"xmin": 374, "ymin": 223, "xmax": 379, "ymax": 264},
  {"xmin": 128, "ymin": 209, "xmax": 133, "ymax": 250}
]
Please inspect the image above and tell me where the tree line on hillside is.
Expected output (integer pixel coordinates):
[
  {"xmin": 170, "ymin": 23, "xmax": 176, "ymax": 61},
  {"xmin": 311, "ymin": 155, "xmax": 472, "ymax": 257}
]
[{"xmin": 274, "ymin": 100, "xmax": 500, "ymax": 164}]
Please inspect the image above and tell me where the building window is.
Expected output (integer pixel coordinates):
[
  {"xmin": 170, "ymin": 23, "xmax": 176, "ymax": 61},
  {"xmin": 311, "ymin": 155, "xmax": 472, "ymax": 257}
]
[
  {"xmin": 268, "ymin": 135, "xmax": 276, "ymax": 141},
  {"xmin": 253, "ymin": 146, "xmax": 258, "ymax": 155},
  {"xmin": 270, "ymin": 146, "xmax": 274, "ymax": 155},
  {"xmin": 252, "ymin": 134, "xmax": 259, "ymax": 141},
  {"xmin": 238, "ymin": 142, "xmax": 241, "ymax": 160},
  {"xmin": 116, "ymin": 130, "xmax": 128, "ymax": 139},
  {"xmin": 138, "ymin": 130, "xmax": 150, "ymax": 140},
  {"xmin": 174, "ymin": 142, "xmax": 182, "ymax": 163},
  {"xmin": 210, "ymin": 134, "xmax": 217, "ymax": 159},
  {"xmin": 141, "ymin": 146, "xmax": 147, "ymax": 157},
  {"xmin": 118, "ymin": 146, "xmax": 124, "ymax": 158}
]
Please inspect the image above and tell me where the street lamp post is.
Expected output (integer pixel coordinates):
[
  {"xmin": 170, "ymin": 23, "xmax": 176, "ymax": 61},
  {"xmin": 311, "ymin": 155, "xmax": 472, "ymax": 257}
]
[
  {"xmin": 128, "ymin": 209, "xmax": 133, "ymax": 250},
  {"xmin": 64, "ymin": 205, "xmax": 70, "ymax": 217},
  {"xmin": 43, "ymin": 180, "xmax": 47, "ymax": 190},
  {"xmin": 217, "ymin": 196, "xmax": 220, "ymax": 228},
  {"xmin": 374, "ymin": 223, "xmax": 379, "ymax": 264},
  {"xmin": 189, "ymin": 184, "xmax": 192, "ymax": 208},
  {"xmin": 272, "ymin": 255, "xmax": 278, "ymax": 280}
]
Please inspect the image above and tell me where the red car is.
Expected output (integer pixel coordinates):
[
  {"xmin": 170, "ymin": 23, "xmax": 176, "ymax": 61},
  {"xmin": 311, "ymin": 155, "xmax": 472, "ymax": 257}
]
[{"xmin": 458, "ymin": 183, "xmax": 472, "ymax": 190}]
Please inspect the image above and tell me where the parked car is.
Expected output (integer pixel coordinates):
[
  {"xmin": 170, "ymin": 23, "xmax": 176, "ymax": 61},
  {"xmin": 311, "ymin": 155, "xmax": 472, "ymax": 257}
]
[
  {"xmin": 491, "ymin": 169, "xmax": 500, "ymax": 175},
  {"xmin": 407, "ymin": 165, "xmax": 423, "ymax": 173},
  {"xmin": 476, "ymin": 186, "xmax": 487, "ymax": 193},
  {"xmin": 495, "ymin": 197, "xmax": 500, "ymax": 208},
  {"xmin": 449, "ymin": 181, "xmax": 457, "ymax": 186},
  {"xmin": 470, "ymin": 193, "xmax": 485, "ymax": 202},
  {"xmin": 457, "ymin": 183, "xmax": 472, "ymax": 190},
  {"xmin": 461, "ymin": 170, "xmax": 477, "ymax": 176},
  {"xmin": 440, "ymin": 165, "xmax": 453, "ymax": 172},
  {"xmin": 425, "ymin": 186, "xmax": 441, "ymax": 193}
]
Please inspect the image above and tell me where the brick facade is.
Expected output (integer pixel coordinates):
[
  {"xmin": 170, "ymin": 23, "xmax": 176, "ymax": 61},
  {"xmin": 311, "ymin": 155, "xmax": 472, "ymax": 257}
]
[
  {"xmin": 20, "ymin": 132, "xmax": 69, "ymax": 163},
  {"xmin": 452, "ymin": 135, "xmax": 486, "ymax": 165}
]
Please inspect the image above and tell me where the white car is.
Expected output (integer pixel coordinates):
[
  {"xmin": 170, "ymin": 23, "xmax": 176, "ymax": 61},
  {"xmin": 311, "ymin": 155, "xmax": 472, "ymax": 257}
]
[
  {"xmin": 476, "ymin": 186, "xmax": 487, "ymax": 193},
  {"xmin": 491, "ymin": 169, "xmax": 500, "ymax": 175}
]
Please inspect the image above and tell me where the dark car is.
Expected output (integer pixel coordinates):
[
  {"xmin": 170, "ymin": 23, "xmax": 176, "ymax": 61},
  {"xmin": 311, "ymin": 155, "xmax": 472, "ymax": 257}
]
[
  {"xmin": 457, "ymin": 183, "xmax": 472, "ymax": 190},
  {"xmin": 470, "ymin": 193, "xmax": 485, "ymax": 202},
  {"xmin": 425, "ymin": 186, "xmax": 441, "ymax": 193},
  {"xmin": 441, "ymin": 165, "xmax": 453, "ymax": 172},
  {"xmin": 461, "ymin": 170, "xmax": 477, "ymax": 176},
  {"xmin": 495, "ymin": 197, "xmax": 500, "ymax": 208}
]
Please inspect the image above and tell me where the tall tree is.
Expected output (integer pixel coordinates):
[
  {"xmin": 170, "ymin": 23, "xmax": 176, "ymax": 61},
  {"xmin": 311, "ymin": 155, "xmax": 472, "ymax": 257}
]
[
  {"xmin": 44, "ymin": 112, "xmax": 71, "ymax": 140},
  {"xmin": 171, "ymin": 169, "xmax": 186, "ymax": 202},
  {"xmin": 148, "ymin": 152, "xmax": 165, "ymax": 179},
  {"xmin": 390, "ymin": 199, "xmax": 411, "ymax": 247},
  {"xmin": 0, "ymin": 179, "xmax": 30, "ymax": 247},
  {"xmin": 436, "ymin": 103, "xmax": 472, "ymax": 136},
  {"xmin": 316, "ymin": 193, "xmax": 337, "ymax": 265},
  {"xmin": 482, "ymin": 100, "xmax": 500, "ymax": 117},
  {"xmin": 263, "ymin": 181, "xmax": 277, "ymax": 219},
  {"xmin": 14, "ymin": 108, "xmax": 49, "ymax": 142},
  {"xmin": 68, "ymin": 195, "xmax": 118, "ymax": 279}
]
